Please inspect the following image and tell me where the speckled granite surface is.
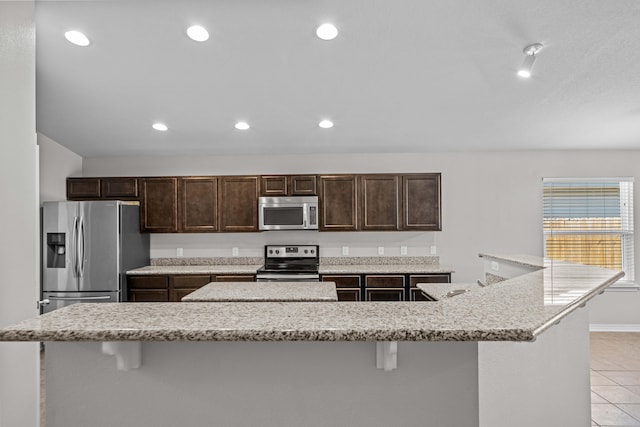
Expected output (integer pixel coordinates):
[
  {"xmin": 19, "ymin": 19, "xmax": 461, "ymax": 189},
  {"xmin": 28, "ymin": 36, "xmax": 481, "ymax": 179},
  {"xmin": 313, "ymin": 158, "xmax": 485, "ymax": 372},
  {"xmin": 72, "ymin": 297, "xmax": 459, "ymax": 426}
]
[
  {"xmin": 478, "ymin": 253, "xmax": 545, "ymax": 269},
  {"xmin": 485, "ymin": 272, "xmax": 508, "ymax": 285},
  {"xmin": 127, "ymin": 265, "xmax": 263, "ymax": 275},
  {"xmin": 319, "ymin": 264, "xmax": 455, "ymax": 274},
  {"xmin": 321, "ymin": 256, "xmax": 439, "ymax": 265},
  {"xmin": 151, "ymin": 257, "xmax": 263, "ymax": 266},
  {"xmin": 0, "ymin": 257, "xmax": 623, "ymax": 343},
  {"xmin": 182, "ymin": 281, "xmax": 338, "ymax": 302}
]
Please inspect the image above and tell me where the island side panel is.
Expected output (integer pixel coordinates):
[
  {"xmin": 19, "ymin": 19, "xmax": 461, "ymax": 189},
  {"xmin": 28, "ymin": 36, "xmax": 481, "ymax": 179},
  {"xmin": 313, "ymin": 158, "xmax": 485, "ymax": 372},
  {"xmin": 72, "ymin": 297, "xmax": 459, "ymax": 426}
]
[
  {"xmin": 45, "ymin": 341, "xmax": 479, "ymax": 427},
  {"xmin": 478, "ymin": 307, "xmax": 591, "ymax": 427}
]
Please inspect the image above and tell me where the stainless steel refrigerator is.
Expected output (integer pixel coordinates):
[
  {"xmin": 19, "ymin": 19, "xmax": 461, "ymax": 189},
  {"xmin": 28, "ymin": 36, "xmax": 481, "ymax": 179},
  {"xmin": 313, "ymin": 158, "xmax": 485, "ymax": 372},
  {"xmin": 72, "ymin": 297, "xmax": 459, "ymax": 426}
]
[{"xmin": 40, "ymin": 200, "xmax": 149, "ymax": 313}]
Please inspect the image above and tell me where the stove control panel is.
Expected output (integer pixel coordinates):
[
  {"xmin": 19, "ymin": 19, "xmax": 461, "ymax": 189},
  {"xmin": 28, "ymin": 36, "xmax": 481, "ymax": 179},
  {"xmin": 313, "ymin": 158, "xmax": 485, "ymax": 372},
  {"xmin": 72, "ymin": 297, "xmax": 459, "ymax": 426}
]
[{"xmin": 265, "ymin": 245, "xmax": 319, "ymax": 258}]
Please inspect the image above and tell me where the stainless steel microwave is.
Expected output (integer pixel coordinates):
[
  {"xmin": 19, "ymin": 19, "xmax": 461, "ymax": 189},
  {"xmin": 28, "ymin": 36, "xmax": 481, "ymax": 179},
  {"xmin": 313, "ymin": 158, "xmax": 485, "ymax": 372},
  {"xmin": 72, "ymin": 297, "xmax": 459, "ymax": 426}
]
[{"xmin": 258, "ymin": 196, "xmax": 319, "ymax": 230}]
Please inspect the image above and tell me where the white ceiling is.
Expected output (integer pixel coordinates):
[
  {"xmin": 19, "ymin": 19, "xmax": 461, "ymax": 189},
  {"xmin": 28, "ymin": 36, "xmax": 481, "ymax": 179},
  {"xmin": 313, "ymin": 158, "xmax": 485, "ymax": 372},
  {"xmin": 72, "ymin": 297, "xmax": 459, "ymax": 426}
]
[{"xmin": 35, "ymin": 0, "xmax": 640, "ymax": 158}]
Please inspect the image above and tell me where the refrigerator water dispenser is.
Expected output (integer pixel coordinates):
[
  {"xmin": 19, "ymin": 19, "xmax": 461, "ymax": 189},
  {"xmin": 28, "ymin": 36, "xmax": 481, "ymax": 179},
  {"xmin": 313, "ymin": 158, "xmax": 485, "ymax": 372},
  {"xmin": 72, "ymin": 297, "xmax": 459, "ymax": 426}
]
[{"xmin": 46, "ymin": 232, "xmax": 66, "ymax": 268}]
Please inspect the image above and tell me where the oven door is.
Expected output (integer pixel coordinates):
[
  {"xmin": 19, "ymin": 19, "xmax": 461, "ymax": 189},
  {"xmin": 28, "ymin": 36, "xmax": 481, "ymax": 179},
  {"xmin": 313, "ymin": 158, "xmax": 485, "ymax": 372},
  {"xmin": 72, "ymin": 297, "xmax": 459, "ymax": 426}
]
[{"xmin": 256, "ymin": 273, "xmax": 320, "ymax": 282}]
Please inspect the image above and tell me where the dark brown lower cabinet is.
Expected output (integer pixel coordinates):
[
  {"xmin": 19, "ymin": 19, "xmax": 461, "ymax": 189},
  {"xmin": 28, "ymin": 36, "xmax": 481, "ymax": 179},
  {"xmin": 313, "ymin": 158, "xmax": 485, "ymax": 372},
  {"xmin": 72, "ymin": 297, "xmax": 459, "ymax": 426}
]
[
  {"xmin": 129, "ymin": 273, "xmax": 255, "ymax": 302},
  {"xmin": 364, "ymin": 275, "xmax": 405, "ymax": 301},
  {"xmin": 409, "ymin": 274, "xmax": 451, "ymax": 301},
  {"xmin": 321, "ymin": 275, "xmax": 362, "ymax": 301},
  {"xmin": 129, "ymin": 289, "xmax": 169, "ymax": 302}
]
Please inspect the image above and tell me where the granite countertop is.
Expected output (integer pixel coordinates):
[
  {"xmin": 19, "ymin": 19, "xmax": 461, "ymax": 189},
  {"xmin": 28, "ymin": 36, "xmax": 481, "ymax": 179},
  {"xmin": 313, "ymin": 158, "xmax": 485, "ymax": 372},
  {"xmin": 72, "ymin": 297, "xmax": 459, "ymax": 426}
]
[
  {"xmin": 478, "ymin": 253, "xmax": 545, "ymax": 270},
  {"xmin": 127, "ymin": 265, "xmax": 263, "ymax": 275},
  {"xmin": 0, "ymin": 257, "xmax": 623, "ymax": 343},
  {"xmin": 181, "ymin": 281, "xmax": 338, "ymax": 302},
  {"xmin": 318, "ymin": 264, "xmax": 455, "ymax": 274}
]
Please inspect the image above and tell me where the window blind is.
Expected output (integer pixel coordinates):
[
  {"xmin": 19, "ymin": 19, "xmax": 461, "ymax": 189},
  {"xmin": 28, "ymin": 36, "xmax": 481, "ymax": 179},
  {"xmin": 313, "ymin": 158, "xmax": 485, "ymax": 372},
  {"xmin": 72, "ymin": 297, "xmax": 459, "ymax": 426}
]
[{"xmin": 543, "ymin": 177, "xmax": 635, "ymax": 286}]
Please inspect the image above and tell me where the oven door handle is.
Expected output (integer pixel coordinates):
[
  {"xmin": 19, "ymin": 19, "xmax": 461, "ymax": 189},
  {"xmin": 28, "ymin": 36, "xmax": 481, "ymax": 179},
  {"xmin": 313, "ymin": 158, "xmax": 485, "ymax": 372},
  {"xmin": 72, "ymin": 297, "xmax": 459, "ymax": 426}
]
[{"xmin": 256, "ymin": 274, "xmax": 320, "ymax": 280}]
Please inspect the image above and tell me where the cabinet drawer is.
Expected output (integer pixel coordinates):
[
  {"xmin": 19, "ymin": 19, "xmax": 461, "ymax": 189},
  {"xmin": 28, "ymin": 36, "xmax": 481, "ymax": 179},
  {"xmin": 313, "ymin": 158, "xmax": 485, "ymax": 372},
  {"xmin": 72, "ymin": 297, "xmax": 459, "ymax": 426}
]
[
  {"xmin": 170, "ymin": 275, "xmax": 212, "ymax": 288},
  {"xmin": 214, "ymin": 275, "xmax": 255, "ymax": 282},
  {"xmin": 365, "ymin": 275, "xmax": 405, "ymax": 288},
  {"xmin": 322, "ymin": 275, "xmax": 361, "ymax": 288},
  {"xmin": 128, "ymin": 275, "xmax": 169, "ymax": 289},
  {"xmin": 129, "ymin": 289, "xmax": 169, "ymax": 302},
  {"xmin": 366, "ymin": 288, "xmax": 404, "ymax": 301},
  {"xmin": 409, "ymin": 274, "xmax": 450, "ymax": 287}
]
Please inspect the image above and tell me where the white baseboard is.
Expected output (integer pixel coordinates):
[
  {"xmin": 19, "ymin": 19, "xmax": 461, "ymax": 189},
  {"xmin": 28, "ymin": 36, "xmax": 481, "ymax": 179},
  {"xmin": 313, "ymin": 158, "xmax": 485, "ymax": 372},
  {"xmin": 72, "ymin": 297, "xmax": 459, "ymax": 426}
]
[{"xmin": 590, "ymin": 324, "xmax": 640, "ymax": 332}]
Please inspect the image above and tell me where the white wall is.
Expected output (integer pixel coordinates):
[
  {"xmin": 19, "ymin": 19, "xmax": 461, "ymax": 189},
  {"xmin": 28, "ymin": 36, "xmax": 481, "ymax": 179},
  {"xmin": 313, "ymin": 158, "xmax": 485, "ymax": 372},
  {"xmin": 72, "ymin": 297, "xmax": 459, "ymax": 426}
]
[
  {"xmin": 0, "ymin": 2, "xmax": 39, "ymax": 426},
  {"xmin": 38, "ymin": 133, "xmax": 82, "ymax": 203},
  {"xmin": 84, "ymin": 150, "xmax": 640, "ymax": 326}
]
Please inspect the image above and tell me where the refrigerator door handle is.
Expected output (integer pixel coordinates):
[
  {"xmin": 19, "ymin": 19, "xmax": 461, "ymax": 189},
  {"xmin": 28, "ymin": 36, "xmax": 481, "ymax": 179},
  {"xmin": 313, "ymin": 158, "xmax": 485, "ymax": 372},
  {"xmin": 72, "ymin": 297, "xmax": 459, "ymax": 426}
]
[
  {"xmin": 47, "ymin": 296, "xmax": 113, "ymax": 302},
  {"xmin": 72, "ymin": 216, "xmax": 79, "ymax": 278},
  {"xmin": 79, "ymin": 216, "xmax": 86, "ymax": 278}
]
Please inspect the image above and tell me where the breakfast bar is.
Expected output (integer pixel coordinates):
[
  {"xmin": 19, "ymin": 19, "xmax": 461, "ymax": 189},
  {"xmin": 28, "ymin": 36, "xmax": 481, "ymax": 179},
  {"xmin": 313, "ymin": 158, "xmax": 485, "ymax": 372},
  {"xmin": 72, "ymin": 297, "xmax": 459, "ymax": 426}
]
[{"xmin": 0, "ymin": 256, "xmax": 624, "ymax": 427}]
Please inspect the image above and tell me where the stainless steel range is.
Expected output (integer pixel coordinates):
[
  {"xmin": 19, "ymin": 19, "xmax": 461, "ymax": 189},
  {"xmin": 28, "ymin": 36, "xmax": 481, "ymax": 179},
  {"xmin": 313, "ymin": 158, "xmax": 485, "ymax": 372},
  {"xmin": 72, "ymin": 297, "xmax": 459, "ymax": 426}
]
[{"xmin": 256, "ymin": 245, "xmax": 319, "ymax": 282}]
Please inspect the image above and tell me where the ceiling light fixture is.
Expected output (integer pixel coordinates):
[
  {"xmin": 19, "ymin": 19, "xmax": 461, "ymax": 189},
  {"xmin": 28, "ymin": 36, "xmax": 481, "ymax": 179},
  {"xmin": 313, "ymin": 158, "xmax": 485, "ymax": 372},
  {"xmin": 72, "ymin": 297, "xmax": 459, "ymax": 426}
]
[
  {"xmin": 152, "ymin": 123, "xmax": 168, "ymax": 131},
  {"xmin": 517, "ymin": 43, "xmax": 543, "ymax": 78},
  {"xmin": 64, "ymin": 30, "xmax": 91, "ymax": 47},
  {"xmin": 316, "ymin": 23, "xmax": 338, "ymax": 41},
  {"xmin": 186, "ymin": 25, "xmax": 209, "ymax": 42},
  {"xmin": 235, "ymin": 121, "xmax": 250, "ymax": 130},
  {"xmin": 318, "ymin": 119, "xmax": 334, "ymax": 129}
]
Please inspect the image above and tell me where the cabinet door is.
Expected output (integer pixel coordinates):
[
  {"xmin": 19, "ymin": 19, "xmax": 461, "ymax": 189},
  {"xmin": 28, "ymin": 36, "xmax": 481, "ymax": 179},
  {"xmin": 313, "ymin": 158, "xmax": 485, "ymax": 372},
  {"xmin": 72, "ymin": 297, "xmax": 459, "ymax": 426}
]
[
  {"xmin": 214, "ymin": 275, "xmax": 256, "ymax": 282},
  {"xmin": 140, "ymin": 178, "xmax": 179, "ymax": 232},
  {"xmin": 260, "ymin": 176, "xmax": 288, "ymax": 196},
  {"xmin": 171, "ymin": 288, "xmax": 200, "ymax": 302},
  {"xmin": 181, "ymin": 177, "xmax": 218, "ymax": 232},
  {"xmin": 219, "ymin": 176, "xmax": 259, "ymax": 232},
  {"xmin": 319, "ymin": 175, "xmax": 358, "ymax": 231},
  {"xmin": 289, "ymin": 175, "xmax": 317, "ymax": 195},
  {"xmin": 365, "ymin": 288, "xmax": 404, "ymax": 301},
  {"xmin": 359, "ymin": 175, "xmax": 400, "ymax": 230},
  {"xmin": 336, "ymin": 289, "xmax": 361, "ymax": 301},
  {"xmin": 101, "ymin": 178, "xmax": 138, "ymax": 199},
  {"xmin": 402, "ymin": 174, "xmax": 441, "ymax": 231},
  {"xmin": 67, "ymin": 178, "xmax": 101, "ymax": 200}
]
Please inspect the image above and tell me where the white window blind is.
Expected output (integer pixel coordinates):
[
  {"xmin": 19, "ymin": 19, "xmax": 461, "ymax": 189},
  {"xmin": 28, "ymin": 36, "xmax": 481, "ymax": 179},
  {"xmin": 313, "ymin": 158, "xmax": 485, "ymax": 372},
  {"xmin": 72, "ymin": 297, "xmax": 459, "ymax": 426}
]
[{"xmin": 543, "ymin": 177, "xmax": 635, "ymax": 287}]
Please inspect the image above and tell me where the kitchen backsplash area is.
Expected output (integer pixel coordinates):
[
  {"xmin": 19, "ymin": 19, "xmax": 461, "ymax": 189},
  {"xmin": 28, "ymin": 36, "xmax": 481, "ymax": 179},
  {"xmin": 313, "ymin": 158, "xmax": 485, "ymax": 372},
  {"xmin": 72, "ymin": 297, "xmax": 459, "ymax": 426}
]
[{"xmin": 150, "ymin": 231, "xmax": 440, "ymax": 260}]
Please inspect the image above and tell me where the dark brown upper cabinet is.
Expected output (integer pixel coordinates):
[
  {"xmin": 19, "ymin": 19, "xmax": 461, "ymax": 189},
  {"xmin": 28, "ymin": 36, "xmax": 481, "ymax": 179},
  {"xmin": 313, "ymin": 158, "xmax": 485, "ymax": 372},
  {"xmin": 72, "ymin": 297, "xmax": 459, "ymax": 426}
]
[
  {"xmin": 101, "ymin": 177, "xmax": 139, "ymax": 199},
  {"xmin": 180, "ymin": 177, "xmax": 218, "ymax": 232},
  {"xmin": 218, "ymin": 176, "xmax": 259, "ymax": 232},
  {"xmin": 139, "ymin": 177, "xmax": 179, "ymax": 233},
  {"xmin": 67, "ymin": 178, "xmax": 101, "ymax": 200},
  {"xmin": 359, "ymin": 175, "xmax": 400, "ymax": 231},
  {"xmin": 319, "ymin": 175, "xmax": 358, "ymax": 231},
  {"xmin": 401, "ymin": 173, "xmax": 441, "ymax": 231},
  {"xmin": 260, "ymin": 175, "xmax": 317, "ymax": 196}
]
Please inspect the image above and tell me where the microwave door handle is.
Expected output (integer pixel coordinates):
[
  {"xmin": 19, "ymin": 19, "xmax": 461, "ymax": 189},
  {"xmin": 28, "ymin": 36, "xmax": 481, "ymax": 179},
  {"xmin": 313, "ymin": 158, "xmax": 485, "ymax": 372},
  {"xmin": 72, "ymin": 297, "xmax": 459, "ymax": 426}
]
[{"xmin": 303, "ymin": 204, "xmax": 308, "ymax": 228}]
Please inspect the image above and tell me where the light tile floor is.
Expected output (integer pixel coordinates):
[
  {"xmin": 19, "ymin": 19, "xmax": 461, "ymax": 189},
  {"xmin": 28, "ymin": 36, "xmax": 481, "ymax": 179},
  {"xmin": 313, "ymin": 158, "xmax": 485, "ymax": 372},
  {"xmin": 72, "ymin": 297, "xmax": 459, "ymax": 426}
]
[{"xmin": 591, "ymin": 332, "xmax": 640, "ymax": 427}]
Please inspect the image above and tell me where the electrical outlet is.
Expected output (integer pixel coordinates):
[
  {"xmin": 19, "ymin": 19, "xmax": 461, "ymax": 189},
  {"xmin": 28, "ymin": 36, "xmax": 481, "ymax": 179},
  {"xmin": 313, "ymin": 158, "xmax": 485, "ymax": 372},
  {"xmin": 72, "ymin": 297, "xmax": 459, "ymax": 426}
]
[
  {"xmin": 377, "ymin": 246, "xmax": 384, "ymax": 255},
  {"xmin": 232, "ymin": 247, "xmax": 239, "ymax": 257},
  {"xmin": 491, "ymin": 261, "xmax": 500, "ymax": 271},
  {"xmin": 430, "ymin": 245, "xmax": 437, "ymax": 255},
  {"xmin": 342, "ymin": 246, "xmax": 349, "ymax": 256},
  {"xmin": 177, "ymin": 248, "xmax": 183, "ymax": 257},
  {"xmin": 400, "ymin": 246, "xmax": 408, "ymax": 255}
]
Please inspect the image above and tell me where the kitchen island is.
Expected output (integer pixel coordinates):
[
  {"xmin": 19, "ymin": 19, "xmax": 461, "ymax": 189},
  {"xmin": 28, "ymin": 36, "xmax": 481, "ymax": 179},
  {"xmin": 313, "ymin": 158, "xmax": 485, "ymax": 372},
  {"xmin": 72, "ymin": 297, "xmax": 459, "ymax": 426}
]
[
  {"xmin": 181, "ymin": 281, "xmax": 338, "ymax": 302},
  {"xmin": 0, "ymin": 256, "xmax": 623, "ymax": 427}
]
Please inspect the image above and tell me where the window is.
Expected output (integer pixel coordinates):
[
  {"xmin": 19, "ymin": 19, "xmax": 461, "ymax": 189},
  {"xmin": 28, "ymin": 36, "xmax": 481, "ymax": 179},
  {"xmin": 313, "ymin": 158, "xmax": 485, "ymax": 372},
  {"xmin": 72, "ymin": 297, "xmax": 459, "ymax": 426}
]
[{"xmin": 543, "ymin": 177, "xmax": 634, "ymax": 286}]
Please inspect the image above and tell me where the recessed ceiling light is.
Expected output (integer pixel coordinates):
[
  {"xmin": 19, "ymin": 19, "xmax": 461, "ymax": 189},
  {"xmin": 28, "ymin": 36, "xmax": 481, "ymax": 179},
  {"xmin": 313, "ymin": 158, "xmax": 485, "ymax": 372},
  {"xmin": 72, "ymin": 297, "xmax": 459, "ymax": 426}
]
[
  {"xmin": 64, "ymin": 30, "xmax": 91, "ymax": 47},
  {"xmin": 152, "ymin": 123, "xmax": 168, "ymax": 131},
  {"xmin": 517, "ymin": 43, "xmax": 543, "ymax": 79},
  {"xmin": 318, "ymin": 120, "xmax": 334, "ymax": 129},
  {"xmin": 186, "ymin": 25, "xmax": 209, "ymax": 42},
  {"xmin": 235, "ymin": 121, "xmax": 250, "ymax": 130},
  {"xmin": 316, "ymin": 23, "xmax": 338, "ymax": 41}
]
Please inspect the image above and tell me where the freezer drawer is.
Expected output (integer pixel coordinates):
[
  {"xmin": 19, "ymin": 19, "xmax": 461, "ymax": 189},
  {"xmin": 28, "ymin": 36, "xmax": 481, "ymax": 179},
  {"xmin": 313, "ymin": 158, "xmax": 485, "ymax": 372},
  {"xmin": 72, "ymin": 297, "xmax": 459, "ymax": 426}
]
[{"xmin": 40, "ymin": 291, "xmax": 119, "ymax": 314}]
